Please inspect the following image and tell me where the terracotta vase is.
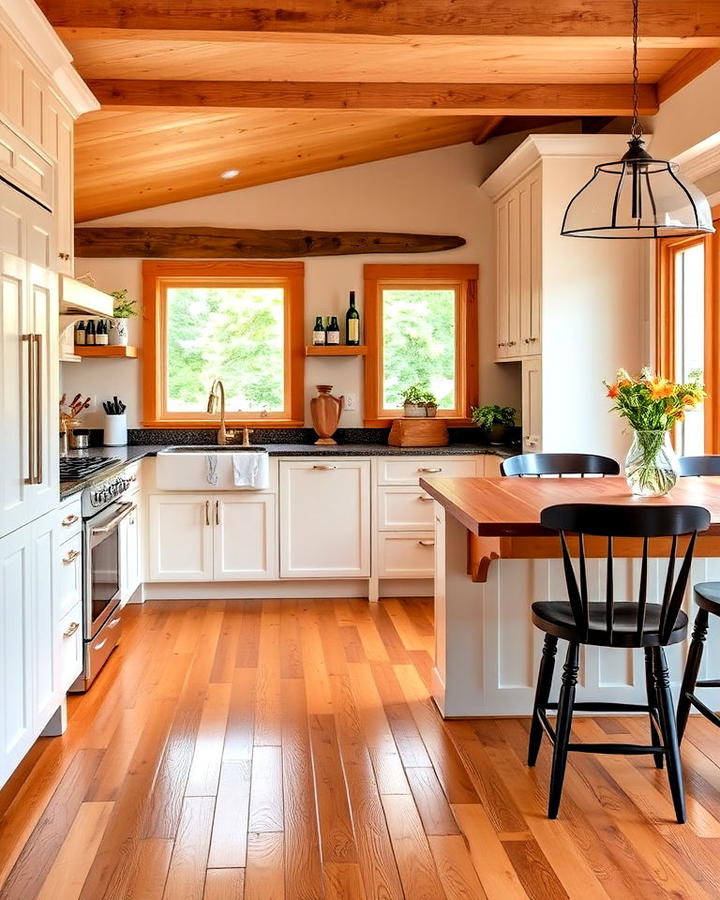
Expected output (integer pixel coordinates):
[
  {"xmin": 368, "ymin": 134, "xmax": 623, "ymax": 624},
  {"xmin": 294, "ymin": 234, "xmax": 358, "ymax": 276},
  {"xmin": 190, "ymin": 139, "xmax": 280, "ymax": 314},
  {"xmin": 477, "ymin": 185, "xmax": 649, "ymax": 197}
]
[{"xmin": 311, "ymin": 384, "xmax": 344, "ymax": 445}]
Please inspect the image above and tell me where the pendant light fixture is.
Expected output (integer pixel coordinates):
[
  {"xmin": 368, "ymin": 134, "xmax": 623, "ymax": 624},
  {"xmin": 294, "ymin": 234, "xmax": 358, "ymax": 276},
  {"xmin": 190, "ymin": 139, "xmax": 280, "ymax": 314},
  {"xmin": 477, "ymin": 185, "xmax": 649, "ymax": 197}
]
[{"xmin": 561, "ymin": 0, "xmax": 714, "ymax": 239}]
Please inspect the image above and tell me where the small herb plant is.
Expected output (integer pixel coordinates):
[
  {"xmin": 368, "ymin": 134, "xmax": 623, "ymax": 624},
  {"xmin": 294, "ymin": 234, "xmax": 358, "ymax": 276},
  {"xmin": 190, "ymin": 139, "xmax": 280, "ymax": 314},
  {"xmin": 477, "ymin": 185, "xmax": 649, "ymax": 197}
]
[
  {"xmin": 111, "ymin": 289, "xmax": 138, "ymax": 318},
  {"xmin": 401, "ymin": 384, "xmax": 437, "ymax": 406},
  {"xmin": 471, "ymin": 405, "xmax": 516, "ymax": 428}
]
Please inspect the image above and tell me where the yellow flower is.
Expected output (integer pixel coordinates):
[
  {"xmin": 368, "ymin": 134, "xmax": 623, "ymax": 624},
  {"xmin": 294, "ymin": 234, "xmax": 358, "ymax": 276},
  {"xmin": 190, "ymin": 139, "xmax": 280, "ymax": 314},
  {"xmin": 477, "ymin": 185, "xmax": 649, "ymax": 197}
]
[
  {"xmin": 682, "ymin": 393, "xmax": 699, "ymax": 407},
  {"xmin": 648, "ymin": 376, "xmax": 674, "ymax": 400}
]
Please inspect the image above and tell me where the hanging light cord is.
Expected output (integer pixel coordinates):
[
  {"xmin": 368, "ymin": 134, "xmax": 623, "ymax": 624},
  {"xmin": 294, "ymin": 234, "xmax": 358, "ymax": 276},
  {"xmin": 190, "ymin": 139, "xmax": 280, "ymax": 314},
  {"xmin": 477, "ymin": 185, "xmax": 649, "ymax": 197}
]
[{"xmin": 631, "ymin": 0, "xmax": 641, "ymax": 138}]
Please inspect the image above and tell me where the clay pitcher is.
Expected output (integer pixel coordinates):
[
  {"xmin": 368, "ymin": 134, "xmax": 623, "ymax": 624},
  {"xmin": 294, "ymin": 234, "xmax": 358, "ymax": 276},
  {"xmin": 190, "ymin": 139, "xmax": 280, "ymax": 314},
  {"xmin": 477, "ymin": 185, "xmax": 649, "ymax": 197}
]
[{"xmin": 311, "ymin": 385, "xmax": 344, "ymax": 445}]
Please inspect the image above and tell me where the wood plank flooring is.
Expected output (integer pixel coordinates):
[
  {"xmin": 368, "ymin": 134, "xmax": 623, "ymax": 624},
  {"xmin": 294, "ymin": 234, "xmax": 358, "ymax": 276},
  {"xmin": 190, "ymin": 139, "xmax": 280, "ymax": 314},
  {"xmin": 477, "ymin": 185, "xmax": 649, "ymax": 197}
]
[{"xmin": 1, "ymin": 596, "xmax": 720, "ymax": 898}]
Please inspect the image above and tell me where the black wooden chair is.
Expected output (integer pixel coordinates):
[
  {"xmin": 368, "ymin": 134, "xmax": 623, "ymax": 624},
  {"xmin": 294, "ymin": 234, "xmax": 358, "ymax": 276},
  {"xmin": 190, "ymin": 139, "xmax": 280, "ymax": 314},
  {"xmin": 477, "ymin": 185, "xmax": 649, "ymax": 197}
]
[
  {"xmin": 500, "ymin": 453, "xmax": 620, "ymax": 478},
  {"xmin": 674, "ymin": 455, "xmax": 720, "ymax": 742},
  {"xmin": 530, "ymin": 502, "xmax": 710, "ymax": 822}
]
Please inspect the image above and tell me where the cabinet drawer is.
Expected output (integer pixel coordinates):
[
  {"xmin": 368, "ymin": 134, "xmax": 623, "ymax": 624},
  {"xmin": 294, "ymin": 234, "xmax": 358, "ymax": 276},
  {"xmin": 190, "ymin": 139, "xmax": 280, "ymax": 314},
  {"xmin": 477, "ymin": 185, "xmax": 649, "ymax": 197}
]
[
  {"xmin": 377, "ymin": 533, "xmax": 436, "ymax": 578},
  {"xmin": 59, "ymin": 602, "xmax": 83, "ymax": 692},
  {"xmin": 378, "ymin": 457, "xmax": 479, "ymax": 485},
  {"xmin": 58, "ymin": 533, "xmax": 83, "ymax": 617},
  {"xmin": 57, "ymin": 498, "xmax": 82, "ymax": 539},
  {"xmin": 377, "ymin": 486, "xmax": 435, "ymax": 531}
]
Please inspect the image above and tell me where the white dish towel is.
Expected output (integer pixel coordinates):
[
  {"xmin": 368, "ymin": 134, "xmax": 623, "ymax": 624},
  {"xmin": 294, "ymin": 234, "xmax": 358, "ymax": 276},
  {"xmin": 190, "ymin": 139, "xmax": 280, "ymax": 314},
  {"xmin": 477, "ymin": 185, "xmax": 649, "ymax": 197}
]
[{"xmin": 232, "ymin": 453, "xmax": 269, "ymax": 489}]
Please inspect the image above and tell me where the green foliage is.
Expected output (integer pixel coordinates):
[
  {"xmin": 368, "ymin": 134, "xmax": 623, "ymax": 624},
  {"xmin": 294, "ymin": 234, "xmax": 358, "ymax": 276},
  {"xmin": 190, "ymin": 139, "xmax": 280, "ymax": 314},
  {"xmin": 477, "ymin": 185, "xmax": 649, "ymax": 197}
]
[
  {"xmin": 166, "ymin": 286, "xmax": 284, "ymax": 412},
  {"xmin": 402, "ymin": 383, "xmax": 437, "ymax": 405},
  {"xmin": 382, "ymin": 289, "xmax": 455, "ymax": 409},
  {"xmin": 471, "ymin": 405, "xmax": 516, "ymax": 428},
  {"xmin": 110, "ymin": 289, "xmax": 138, "ymax": 318}
]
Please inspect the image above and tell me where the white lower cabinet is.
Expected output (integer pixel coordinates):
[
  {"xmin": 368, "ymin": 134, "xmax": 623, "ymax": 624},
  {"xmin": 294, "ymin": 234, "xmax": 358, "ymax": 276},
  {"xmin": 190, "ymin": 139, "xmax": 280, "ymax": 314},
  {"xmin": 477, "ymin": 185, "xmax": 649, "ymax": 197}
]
[
  {"xmin": 280, "ymin": 460, "xmax": 370, "ymax": 578},
  {"xmin": 147, "ymin": 492, "xmax": 277, "ymax": 582},
  {"xmin": 522, "ymin": 355, "xmax": 542, "ymax": 452},
  {"xmin": 120, "ymin": 493, "xmax": 142, "ymax": 602},
  {"xmin": 59, "ymin": 602, "xmax": 82, "ymax": 692},
  {"xmin": 377, "ymin": 533, "xmax": 436, "ymax": 577}
]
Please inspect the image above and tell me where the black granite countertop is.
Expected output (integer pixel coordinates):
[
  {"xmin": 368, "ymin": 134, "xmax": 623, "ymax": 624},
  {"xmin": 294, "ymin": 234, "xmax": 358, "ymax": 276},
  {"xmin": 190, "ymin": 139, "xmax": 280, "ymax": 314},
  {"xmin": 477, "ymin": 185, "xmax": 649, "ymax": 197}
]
[{"xmin": 60, "ymin": 441, "xmax": 515, "ymax": 500}]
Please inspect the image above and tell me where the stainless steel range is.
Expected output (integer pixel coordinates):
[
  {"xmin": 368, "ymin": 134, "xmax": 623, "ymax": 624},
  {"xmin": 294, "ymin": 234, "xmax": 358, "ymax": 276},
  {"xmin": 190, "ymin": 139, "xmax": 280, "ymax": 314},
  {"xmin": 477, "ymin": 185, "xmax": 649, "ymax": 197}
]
[{"xmin": 69, "ymin": 467, "xmax": 137, "ymax": 691}]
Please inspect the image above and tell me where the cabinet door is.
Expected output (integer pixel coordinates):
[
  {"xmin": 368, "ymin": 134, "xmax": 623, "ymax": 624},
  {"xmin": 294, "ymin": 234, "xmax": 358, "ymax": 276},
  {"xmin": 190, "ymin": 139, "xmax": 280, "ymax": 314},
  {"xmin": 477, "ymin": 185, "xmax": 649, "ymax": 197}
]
[
  {"xmin": 120, "ymin": 497, "xmax": 142, "ymax": 602},
  {"xmin": 505, "ymin": 190, "xmax": 521, "ymax": 357},
  {"xmin": 519, "ymin": 174, "xmax": 541, "ymax": 356},
  {"xmin": 148, "ymin": 494, "xmax": 213, "ymax": 582},
  {"xmin": 0, "ymin": 525, "xmax": 33, "ymax": 784},
  {"xmin": 55, "ymin": 110, "xmax": 74, "ymax": 275},
  {"xmin": 214, "ymin": 495, "xmax": 277, "ymax": 580},
  {"xmin": 31, "ymin": 511, "xmax": 59, "ymax": 730},
  {"xmin": 522, "ymin": 356, "xmax": 542, "ymax": 452},
  {"xmin": 495, "ymin": 198, "xmax": 509, "ymax": 359},
  {"xmin": 280, "ymin": 460, "xmax": 370, "ymax": 578}
]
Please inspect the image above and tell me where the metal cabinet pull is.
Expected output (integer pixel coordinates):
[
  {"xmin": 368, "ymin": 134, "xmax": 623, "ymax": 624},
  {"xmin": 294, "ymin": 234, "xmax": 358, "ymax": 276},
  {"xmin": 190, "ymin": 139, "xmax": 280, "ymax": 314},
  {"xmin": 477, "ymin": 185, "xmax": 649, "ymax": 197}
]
[
  {"xmin": 216, "ymin": 499, "xmax": 221, "ymax": 525},
  {"xmin": 62, "ymin": 548, "xmax": 80, "ymax": 565},
  {"xmin": 417, "ymin": 540, "xmax": 435, "ymax": 547},
  {"xmin": 312, "ymin": 465, "xmax": 337, "ymax": 470},
  {"xmin": 418, "ymin": 467, "xmax": 442, "ymax": 474},
  {"xmin": 63, "ymin": 621, "xmax": 79, "ymax": 638},
  {"xmin": 205, "ymin": 499, "xmax": 210, "ymax": 525},
  {"xmin": 107, "ymin": 617, "xmax": 121, "ymax": 629},
  {"xmin": 23, "ymin": 334, "xmax": 36, "ymax": 484},
  {"xmin": 418, "ymin": 495, "xmax": 434, "ymax": 502},
  {"xmin": 94, "ymin": 638, "xmax": 107, "ymax": 651},
  {"xmin": 507, "ymin": 340, "xmax": 516, "ymax": 346},
  {"xmin": 34, "ymin": 334, "xmax": 42, "ymax": 485},
  {"xmin": 61, "ymin": 514, "xmax": 79, "ymax": 527}
]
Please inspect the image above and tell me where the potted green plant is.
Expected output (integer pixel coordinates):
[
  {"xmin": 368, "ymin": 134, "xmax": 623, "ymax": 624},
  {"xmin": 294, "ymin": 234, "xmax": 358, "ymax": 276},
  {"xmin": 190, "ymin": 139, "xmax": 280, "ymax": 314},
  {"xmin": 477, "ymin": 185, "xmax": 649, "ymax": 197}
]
[
  {"xmin": 471, "ymin": 404, "xmax": 516, "ymax": 445},
  {"xmin": 108, "ymin": 289, "xmax": 138, "ymax": 346},
  {"xmin": 401, "ymin": 384, "xmax": 436, "ymax": 417}
]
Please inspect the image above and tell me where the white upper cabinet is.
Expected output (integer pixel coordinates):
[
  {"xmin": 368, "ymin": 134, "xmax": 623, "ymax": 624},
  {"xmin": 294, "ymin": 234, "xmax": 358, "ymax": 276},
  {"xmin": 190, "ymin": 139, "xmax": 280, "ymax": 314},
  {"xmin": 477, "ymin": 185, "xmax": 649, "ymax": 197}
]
[{"xmin": 280, "ymin": 460, "xmax": 371, "ymax": 578}]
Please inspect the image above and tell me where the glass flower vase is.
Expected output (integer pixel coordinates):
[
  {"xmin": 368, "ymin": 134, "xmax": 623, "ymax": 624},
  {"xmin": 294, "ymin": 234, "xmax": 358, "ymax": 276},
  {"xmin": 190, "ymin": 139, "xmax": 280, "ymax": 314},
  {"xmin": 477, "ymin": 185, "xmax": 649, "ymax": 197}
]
[{"xmin": 625, "ymin": 429, "xmax": 679, "ymax": 497}]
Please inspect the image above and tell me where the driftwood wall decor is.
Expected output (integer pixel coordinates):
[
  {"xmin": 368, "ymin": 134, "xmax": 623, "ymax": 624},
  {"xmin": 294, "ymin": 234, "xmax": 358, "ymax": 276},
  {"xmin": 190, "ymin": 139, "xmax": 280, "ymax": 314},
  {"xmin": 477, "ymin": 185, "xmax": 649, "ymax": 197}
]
[{"xmin": 73, "ymin": 227, "xmax": 466, "ymax": 259}]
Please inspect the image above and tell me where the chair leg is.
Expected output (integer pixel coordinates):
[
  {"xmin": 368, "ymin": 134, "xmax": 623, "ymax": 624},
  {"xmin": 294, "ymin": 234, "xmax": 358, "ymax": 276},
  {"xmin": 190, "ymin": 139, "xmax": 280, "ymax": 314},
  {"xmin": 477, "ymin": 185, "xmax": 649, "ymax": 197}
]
[
  {"xmin": 644, "ymin": 647, "xmax": 663, "ymax": 769},
  {"xmin": 652, "ymin": 646, "xmax": 686, "ymax": 824},
  {"xmin": 528, "ymin": 634, "xmax": 558, "ymax": 766},
  {"xmin": 676, "ymin": 607, "xmax": 710, "ymax": 744},
  {"xmin": 547, "ymin": 642, "xmax": 579, "ymax": 820}
]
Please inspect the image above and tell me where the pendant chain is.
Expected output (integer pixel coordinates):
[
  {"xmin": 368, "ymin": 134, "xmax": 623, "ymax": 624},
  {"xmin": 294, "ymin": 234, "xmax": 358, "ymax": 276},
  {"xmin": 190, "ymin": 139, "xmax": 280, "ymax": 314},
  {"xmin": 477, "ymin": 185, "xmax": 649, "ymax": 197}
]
[{"xmin": 631, "ymin": 0, "xmax": 642, "ymax": 137}]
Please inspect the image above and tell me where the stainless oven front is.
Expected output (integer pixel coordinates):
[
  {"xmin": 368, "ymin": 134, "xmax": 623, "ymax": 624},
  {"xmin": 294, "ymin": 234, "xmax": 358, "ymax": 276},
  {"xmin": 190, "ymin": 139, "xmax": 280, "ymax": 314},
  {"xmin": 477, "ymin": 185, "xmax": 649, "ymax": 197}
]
[{"xmin": 84, "ymin": 500, "xmax": 135, "ymax": 639}]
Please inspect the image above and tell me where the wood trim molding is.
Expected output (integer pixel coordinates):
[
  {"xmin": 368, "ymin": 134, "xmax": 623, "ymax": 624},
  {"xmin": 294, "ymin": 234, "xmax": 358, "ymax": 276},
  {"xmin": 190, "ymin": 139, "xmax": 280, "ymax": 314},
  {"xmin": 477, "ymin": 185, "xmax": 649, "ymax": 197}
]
[
  {"xmin": 363, "ymin": 263, "xmax": 479, "ymax": 425},
  {"xmin": 657, "ymin": 49, "xmax": 720, "ymax": 104},
  {"xmin": 141, "ymin": 260, "xmax": 304, "ymax": 428}
]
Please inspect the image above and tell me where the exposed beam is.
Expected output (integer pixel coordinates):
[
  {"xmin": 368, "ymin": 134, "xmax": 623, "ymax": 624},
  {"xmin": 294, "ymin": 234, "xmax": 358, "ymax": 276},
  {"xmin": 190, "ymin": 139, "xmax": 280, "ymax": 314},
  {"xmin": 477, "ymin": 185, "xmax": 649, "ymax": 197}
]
[
  {"xmin": 472, "ymin": 117, "xmax": 505, "ymax": 145},
  {"xmin": 36, "ymin": 1, "xmax": 720, "ymax": 38},
  {"xmin": 73, "ymin": 227, "xmax": 467, "ymax": 258},
  {"xmin": 86, "ymin": 80, "xmax": 658, "ymax": 116},
  {"xmin": 657, "ymin": 48, "xmax": 720, "ymax": 102}
]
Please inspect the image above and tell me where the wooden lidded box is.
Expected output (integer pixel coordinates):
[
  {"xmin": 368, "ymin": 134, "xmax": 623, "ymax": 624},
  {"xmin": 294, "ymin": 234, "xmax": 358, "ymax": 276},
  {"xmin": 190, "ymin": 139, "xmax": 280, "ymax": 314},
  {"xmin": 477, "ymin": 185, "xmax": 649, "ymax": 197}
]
[{"xmin": 388, "ymin": 418, "xmax": 449, "ymax": 447}]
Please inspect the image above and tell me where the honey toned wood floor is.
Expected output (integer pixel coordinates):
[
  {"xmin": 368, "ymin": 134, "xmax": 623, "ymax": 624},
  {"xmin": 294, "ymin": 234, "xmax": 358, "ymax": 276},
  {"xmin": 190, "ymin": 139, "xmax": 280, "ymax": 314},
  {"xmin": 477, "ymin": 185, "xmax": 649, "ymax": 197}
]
[{"xmin": 1, "ymin": 598, "xmax": 720, "ymax": 899}]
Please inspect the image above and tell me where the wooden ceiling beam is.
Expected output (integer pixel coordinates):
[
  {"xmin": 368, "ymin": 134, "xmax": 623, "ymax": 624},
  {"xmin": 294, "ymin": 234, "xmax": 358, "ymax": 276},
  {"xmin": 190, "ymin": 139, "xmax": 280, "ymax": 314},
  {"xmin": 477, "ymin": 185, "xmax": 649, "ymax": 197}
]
[
  {"xmin": 36, "ymin": 1, "xmax": 720, "ymax": 38},
  {"xmin": 472, "ymin": 116, "xmax": 505, "ymax": 145},
  {"xmin": 86, "ymin": 80, "xmax": 658, "ymax": 116},
  {"xmin": 657, "ymin": 48, "xmax": 720, "ymax": 102}
]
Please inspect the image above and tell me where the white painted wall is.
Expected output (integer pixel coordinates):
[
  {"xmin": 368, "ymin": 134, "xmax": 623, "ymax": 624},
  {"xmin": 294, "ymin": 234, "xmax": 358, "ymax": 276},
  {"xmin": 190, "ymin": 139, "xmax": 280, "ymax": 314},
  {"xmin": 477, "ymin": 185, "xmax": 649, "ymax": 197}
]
[{"xmin": 62, "ymin": 142, "xmax": 522, "ymax": 430}]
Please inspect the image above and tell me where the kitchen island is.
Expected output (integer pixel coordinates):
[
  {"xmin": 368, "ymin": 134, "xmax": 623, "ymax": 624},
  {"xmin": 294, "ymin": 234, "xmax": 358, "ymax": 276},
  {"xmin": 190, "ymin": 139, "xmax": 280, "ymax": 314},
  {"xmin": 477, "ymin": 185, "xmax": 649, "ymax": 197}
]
[{"xmin": 420, "ymin": 475, "xmax": 720, "ymax": 718}]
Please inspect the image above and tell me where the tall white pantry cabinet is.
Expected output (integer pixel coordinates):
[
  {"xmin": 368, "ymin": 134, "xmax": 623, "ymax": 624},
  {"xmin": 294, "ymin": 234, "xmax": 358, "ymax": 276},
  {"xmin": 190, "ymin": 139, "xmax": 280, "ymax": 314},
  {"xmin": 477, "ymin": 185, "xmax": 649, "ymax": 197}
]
[{"xmin": 0, "ymin": 0, "xmax": 98, "ymax": 788}]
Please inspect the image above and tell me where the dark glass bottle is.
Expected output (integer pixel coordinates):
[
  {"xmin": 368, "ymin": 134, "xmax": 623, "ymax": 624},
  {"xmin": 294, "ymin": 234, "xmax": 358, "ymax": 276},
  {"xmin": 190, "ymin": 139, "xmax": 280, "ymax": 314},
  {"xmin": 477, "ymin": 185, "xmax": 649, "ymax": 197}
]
[
  {"xmin": 75, "ymin": 320, "xmax": 86, "ymax": 346},
  {"xmin": 85, "ymin": 319, "xmax": 96, "ymax": 345},
  {"xmin": 345, "ymin": 291, "xmax": 360, "ymax": 345},
  {"xmin": 326, "ymin": 316, "xmax": 341, "ymax": 345},
  {"xmin": 312, "ymin": 315, "xmax": 326, "ymax": 345}
]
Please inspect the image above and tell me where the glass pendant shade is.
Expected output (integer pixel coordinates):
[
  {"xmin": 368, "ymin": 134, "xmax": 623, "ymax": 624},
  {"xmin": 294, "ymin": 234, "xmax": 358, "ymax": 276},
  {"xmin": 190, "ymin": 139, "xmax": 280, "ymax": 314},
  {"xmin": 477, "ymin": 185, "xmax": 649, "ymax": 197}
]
[{"xmin": 562, "ymin": 137, "xmax": 714, "ymax": 239}]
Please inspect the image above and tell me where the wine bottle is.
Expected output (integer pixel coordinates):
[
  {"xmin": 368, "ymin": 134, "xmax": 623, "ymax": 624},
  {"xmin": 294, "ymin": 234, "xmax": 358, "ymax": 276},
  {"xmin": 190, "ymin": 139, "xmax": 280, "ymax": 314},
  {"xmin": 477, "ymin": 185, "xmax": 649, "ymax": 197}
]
[
  {"xmin": 85, "ymin": 319, "xmax": 96, "ymax": 345},
  {"xmin": 96, "ymin": 320, "xmax": 109, "ymax": 346},
  {"xmin": 326, "ymin": 316, "xmax": 341, "ymax": 345},
  {"xmin": 345, "ymin": 291, "xmax": 360, "ymax": 345},
  {"xmin": 75, "ymin": 320, "xmax": 86, "ymax": 346},
  {"xmin": 312, "ymin": 315, "xmax": 326, "ymax": 345}
]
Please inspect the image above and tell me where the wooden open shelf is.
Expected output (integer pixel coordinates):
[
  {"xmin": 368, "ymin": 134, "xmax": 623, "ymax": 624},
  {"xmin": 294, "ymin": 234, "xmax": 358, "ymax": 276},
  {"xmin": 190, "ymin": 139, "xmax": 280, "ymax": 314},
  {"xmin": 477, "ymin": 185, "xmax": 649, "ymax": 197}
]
[
  {"xmin": 305, "ymin": 345, "xmax": 367, "ymax": 357},
  {"xmin": 74, "ymin": 345, "xmax": 139, "ymax": 358}
]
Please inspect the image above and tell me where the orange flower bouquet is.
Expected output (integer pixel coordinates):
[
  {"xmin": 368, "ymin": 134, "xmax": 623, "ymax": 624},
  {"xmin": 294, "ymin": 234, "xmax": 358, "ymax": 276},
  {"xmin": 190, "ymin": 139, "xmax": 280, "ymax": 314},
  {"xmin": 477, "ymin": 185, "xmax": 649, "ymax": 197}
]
[{"xmin": 604, "ymin": 367, "xmax": 705, "ymax": 496}]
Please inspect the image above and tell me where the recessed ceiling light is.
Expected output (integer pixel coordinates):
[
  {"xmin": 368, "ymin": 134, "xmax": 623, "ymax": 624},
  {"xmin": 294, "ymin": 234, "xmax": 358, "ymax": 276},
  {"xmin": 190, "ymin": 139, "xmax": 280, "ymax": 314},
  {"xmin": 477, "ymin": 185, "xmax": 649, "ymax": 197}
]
[{"xmin": 220, "ymin": 169, "xmax": 240, "ymax": 179}]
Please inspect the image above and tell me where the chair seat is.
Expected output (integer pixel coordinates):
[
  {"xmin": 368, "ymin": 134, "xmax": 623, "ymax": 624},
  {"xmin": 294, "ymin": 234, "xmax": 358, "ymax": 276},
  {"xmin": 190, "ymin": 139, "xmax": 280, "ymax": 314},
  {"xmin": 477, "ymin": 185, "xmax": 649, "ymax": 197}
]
[
  {"xmin": 694, "ymin": 582, "xmax": 720, "ymax": 616},
  {"xmin": 531, "ymin": 601, "xmax": 688, "ymax": 647}
]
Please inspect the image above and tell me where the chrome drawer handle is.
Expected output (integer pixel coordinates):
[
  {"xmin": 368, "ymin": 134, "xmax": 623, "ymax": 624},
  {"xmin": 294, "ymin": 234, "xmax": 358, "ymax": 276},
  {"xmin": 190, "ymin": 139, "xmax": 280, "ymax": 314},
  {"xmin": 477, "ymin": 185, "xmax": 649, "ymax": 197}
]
[
  {"xmin": 62, "ymin": 549, "xmax": 80, "ymax": 565},
  {"xmin": 107, "ymin": 617, "xmax": 121, "ymax": 629},
  {"xmin": 61, "ymin": 514, "xmax": 79, "ymax": 526},
  {"xmin": 313, "ymin": 465, "xmax": 337, "ymax": 470},
  {"xmin": 418, "ymin": 467, "xmax": 442, "ymax": 473},
  {"xmin": 417, "ymin": 540, "xmax": 435, "ymax": 547},
  {"xmin": 63, "ymin": 621, "xmax": 79, "ymax": 638},
  {"xmin": 418, "ymin": 495, "xmax": 434, "ymax": 502},
  {"xmin": 205, "ymin": 500, "xmax": 210, "ymax": 526},
  {"xmin": 94, "ymin": 639, "xmax": 107, "ymax": 651}
]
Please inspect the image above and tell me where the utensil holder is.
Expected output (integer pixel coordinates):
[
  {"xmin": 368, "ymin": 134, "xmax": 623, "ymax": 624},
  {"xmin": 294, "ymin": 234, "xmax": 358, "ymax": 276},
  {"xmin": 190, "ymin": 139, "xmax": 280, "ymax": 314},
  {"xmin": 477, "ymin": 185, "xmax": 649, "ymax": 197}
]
[{"xmin": 104, "ymin": 413, "xmax": 127, "ymax": 446}]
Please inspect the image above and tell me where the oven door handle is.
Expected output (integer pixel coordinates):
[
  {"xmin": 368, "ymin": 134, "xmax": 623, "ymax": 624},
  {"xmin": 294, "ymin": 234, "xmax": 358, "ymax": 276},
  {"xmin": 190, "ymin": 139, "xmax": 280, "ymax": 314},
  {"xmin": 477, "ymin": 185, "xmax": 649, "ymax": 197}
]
[{"xmin": 90, "ymin": 502, "xmax": 136, "ymax": 535}]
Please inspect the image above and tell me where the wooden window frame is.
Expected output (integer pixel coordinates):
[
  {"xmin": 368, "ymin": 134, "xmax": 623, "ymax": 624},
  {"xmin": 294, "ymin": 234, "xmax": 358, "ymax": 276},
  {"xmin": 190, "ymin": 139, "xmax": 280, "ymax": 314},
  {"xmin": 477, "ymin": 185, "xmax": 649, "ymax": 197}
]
[
  {"xmin": 142, "ymin": 260, "xmax": 305, "ymax": 428},
  {"xmin": 363, "ymin": 263, "xmax": 479, "ymax": 426},
  {"xmin": 656, "ymin": 208, "xmax": 720, "ymax": 452}
]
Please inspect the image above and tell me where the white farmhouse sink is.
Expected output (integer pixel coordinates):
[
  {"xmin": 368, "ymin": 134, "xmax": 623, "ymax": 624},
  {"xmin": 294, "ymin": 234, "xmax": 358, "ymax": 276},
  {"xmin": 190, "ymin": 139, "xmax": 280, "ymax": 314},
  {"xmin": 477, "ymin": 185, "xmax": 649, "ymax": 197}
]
[{"xmin": 156, "ymin": 446, "xmax": 270, "ymax": 490}]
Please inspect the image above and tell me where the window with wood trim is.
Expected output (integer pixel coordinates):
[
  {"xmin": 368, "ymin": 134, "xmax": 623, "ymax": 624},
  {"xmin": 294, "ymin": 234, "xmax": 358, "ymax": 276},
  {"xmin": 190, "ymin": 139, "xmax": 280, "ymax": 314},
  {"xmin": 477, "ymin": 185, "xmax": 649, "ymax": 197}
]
[
  {"xmin": 363, "ymin": 264, "xmax": 479, "ymax": 424},
  {"xmin": 656, "ymin": 209, "xmax": 720, "ymax": 454},
  {"xmin": 142, "ymin": 261, "xmax": 304, "ymax": 427}
]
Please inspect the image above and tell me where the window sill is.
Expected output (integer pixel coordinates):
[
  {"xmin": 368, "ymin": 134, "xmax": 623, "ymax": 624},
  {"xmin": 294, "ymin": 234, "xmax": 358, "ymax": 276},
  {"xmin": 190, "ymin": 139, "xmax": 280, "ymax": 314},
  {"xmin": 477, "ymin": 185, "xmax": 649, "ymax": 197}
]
[
  {"xmin": 141, "ymin": 419, "xmax": 306, "ymax": 429},
  {"xmin": 363, "ymin": 416, "xmax": 472, "ymax": 427}
]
